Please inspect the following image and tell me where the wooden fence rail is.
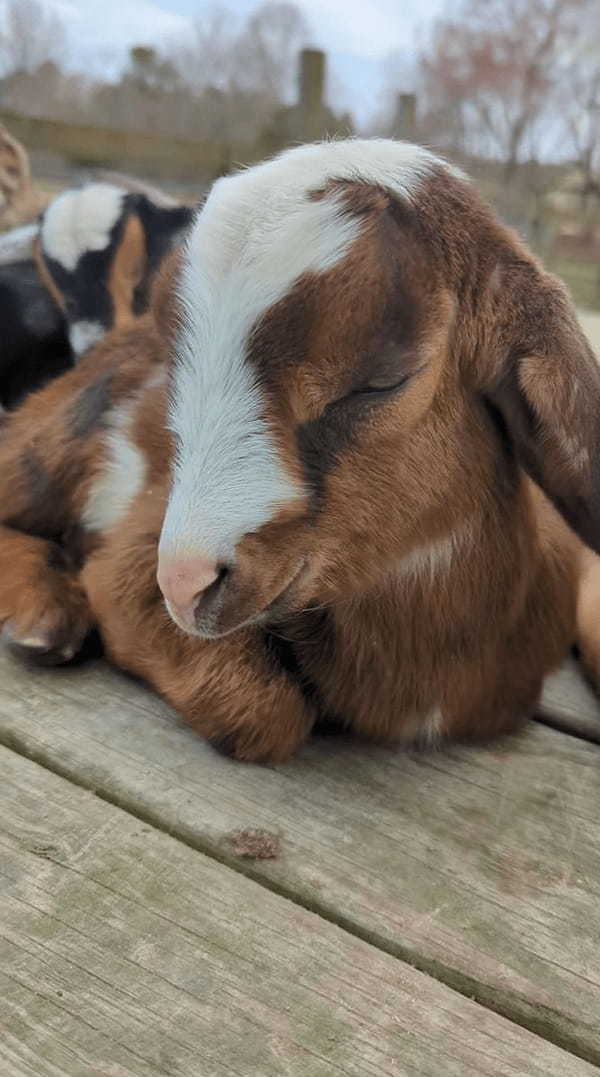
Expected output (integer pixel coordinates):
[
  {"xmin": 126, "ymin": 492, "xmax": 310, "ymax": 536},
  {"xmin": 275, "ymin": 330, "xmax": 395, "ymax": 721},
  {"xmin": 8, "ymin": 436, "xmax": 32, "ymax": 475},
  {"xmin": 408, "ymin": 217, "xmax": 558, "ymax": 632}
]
[{"xmin": 0, "ymin": 108, "xmax": 248, "ymax": 184}]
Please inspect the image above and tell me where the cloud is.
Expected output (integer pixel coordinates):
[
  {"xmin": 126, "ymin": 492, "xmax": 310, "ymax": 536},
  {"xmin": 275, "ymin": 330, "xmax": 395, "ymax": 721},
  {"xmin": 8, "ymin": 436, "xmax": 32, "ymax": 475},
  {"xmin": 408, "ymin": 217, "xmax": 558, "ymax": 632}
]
[
  {"xmin": 302, "ymin": 0, "xmax": 424, "ymax": 59},
  {"xmin": 44, "ymin": 0, "xmax": 192, "ymax": 74},
  {"xmin": 39, "ymin": 0, "xmax": 441, "ymax": 66}
]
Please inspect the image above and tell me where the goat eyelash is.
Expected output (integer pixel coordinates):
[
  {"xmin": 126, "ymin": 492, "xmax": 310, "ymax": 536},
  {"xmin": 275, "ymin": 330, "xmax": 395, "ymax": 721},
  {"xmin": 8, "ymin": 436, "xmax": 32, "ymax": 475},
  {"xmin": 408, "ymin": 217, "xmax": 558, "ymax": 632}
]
[
  {"xmin": 345, "ymin": 373, "xmax": 412, "ymax": 400},
  {"xmin": 324, "ymin": 376, "xmax": 410, "ymax": 416}
]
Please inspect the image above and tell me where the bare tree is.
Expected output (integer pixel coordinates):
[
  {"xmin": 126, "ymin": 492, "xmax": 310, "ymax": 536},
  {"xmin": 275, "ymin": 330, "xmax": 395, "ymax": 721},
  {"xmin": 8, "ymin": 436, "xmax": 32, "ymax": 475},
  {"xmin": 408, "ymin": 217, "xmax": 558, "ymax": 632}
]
[
  {"xmin": 172, "ymin": 7, "xmax": 238, "ymax": 95},
  {"xmin": 562, "ymin": 10, "xmax": 600, "ymax": 199},
  {"xmin": 419, "ymin": 0, "xmax": 588, "ymax": 181},
  {"xmin": 0, "ymin": 0, "xmax": 316, "ymax": 149},
  {"xmin": 233, "ymin": 2, "xmax": 310, "ymax": 104},
  {"xmin": 168, "ymin": 2, "xmax": 310, "ymax": 141},
  {"xmin": 0, "ymin": 0, "xmax": 66, "ymax": 77}
]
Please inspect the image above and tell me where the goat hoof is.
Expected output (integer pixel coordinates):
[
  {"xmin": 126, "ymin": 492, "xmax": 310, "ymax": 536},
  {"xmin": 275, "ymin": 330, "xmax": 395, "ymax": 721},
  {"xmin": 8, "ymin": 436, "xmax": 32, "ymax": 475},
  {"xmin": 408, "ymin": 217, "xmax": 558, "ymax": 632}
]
[
  {"xmin": 2, "ymin": 619, "xmax": 84, "ymax": 667},
  {"xmin": 208, "ymin": 730, "xmax": 242, "ymax": 759}
]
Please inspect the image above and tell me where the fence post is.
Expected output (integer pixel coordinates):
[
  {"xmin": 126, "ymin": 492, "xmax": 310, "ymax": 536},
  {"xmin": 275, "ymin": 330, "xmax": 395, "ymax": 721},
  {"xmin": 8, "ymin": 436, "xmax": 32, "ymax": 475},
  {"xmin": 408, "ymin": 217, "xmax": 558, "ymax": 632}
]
[
  {"xmin": 298, "ymin": 49, "xmax": 326, "ymax": 142},
  {"xmin": 393, "ymin": 92, "xmax": 417, "ymax": 140}
]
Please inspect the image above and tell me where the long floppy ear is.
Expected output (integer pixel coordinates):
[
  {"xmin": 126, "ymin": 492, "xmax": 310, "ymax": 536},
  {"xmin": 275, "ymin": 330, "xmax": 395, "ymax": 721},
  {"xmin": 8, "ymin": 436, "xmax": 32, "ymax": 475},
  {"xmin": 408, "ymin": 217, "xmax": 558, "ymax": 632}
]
[
  {"xmin": 483, "ymin": 261, "xmax": 600, "ymax": 553},
  {"xmin": 107, "ymin": 210, "xmax": 147, "ymax": 328},
  {"xmin": 149, "ymin": 246, "xmax": 183, "ymax": 342}
]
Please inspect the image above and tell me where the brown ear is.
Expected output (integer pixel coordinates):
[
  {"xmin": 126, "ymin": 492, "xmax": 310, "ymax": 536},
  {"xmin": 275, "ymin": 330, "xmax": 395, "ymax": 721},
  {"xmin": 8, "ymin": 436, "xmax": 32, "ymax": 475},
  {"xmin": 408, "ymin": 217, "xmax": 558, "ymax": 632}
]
[
  {"xmin": 150, "ymin": 246, "xmax": 182, "ymax": 339},
  {"xmin": 32, "ymin": 233, "xmax": 65, "ymax": 312},
  {"xmin": 484, "ymin": 264, "xmax": 600, "ymax": 553},
  {"xmin": 108, "ymin": 211, "xmax": 147, "ymax": 328}
]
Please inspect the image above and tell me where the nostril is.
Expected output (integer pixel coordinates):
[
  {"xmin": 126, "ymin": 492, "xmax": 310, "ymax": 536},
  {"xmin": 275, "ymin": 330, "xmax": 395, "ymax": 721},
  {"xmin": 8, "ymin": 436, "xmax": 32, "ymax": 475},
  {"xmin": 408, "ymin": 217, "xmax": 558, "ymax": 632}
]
[
  {"xmin": 157, "ymin": 553, "xmax": 224, "ymax": 614},
  {"xmin": 194, "ymin": 563, "xmax": 230, "ymax": 609},
  {"xmin": 216, "ymin": 563, "xmax": 229, "ymax": 587}
]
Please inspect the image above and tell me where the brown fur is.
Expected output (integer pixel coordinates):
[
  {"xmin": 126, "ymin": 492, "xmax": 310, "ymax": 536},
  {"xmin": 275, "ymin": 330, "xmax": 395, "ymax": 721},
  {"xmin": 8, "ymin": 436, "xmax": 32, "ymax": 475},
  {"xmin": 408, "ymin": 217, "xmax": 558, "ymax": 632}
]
[
  {"xmin": 1, "ymin": 151, "xmax": 600, "ymax": 761},
  {"xmin": 33, "ymin": 233, "xmax": 64, "ymax": 310},
  {"xmin": 107, "ymin": 212, "xmax": 147, "ymax": 329}
]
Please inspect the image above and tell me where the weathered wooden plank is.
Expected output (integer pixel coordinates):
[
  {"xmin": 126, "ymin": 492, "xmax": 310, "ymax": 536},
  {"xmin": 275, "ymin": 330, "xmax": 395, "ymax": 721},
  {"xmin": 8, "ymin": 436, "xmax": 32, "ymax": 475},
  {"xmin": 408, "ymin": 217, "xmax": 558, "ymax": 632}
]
[
  {"xmin": 4, "ymin": 747, "xmax": 595, "ymax": 1077},
  {"xmin": 539, "ymin": 658, "xmax": 600, "ymax": 742},
  {"xmin": 1, "ymin": 648, "xmax": 600, "ymax": 1066}
]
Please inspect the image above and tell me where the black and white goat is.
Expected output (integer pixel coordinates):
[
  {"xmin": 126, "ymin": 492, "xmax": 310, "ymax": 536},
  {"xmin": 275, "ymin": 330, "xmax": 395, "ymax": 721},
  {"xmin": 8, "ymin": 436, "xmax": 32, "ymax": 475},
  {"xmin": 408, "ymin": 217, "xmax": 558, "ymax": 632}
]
[
  {"xmin": 36, "ymin": 184, "xmax": 194, "ymax": 358},
  {"xmin": 0, "ymin": 183, "xmax": 194, "ymax": 408}
]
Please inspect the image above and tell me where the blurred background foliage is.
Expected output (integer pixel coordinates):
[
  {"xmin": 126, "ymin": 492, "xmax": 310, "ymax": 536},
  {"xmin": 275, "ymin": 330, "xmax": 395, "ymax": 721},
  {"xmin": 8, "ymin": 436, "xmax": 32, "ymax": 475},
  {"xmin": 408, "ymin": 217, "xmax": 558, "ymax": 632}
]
[{"xmin": 1, "ymin": 0, "xmax": 599, "ymax": 307}]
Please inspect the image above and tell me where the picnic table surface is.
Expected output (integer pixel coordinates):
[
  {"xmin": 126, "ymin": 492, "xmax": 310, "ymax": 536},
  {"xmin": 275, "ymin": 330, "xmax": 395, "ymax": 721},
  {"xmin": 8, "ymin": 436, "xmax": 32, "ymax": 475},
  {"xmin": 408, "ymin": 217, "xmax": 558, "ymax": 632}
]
[{"xmin": 2, "ymin": 310, "xmax": 600, "ymax": 1077}]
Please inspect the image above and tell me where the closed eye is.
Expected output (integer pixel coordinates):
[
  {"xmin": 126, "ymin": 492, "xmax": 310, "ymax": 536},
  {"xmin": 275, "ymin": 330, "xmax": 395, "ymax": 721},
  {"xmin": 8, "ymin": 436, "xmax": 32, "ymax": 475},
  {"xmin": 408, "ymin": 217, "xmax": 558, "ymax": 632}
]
[{"xmin": 345, "ymin": 372, "xmax": 412, "ymax": 400}]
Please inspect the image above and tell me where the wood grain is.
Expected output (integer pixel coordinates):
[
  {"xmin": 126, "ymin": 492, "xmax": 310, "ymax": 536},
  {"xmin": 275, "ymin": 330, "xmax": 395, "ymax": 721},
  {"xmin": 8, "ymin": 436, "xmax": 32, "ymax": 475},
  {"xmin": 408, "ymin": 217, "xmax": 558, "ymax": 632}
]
[
  {"xmin": 1, "ymin": 648, "xmax": 600, "ymax": 1065},
  {"xmin": 539, "ymin": 657, "xmax": 600, "ymax": 743},
  {"xmin": 4, "ymin": 745, "xmax": 596, "ymax": 1077}
]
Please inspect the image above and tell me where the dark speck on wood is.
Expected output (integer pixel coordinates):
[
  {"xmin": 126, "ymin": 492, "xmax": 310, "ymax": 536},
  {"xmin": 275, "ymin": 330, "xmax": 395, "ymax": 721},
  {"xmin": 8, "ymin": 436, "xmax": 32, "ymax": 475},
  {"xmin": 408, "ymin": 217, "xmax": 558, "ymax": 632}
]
[{"xmin": 227, "ymin": 828, "xmax": 281, "ymax": 860}]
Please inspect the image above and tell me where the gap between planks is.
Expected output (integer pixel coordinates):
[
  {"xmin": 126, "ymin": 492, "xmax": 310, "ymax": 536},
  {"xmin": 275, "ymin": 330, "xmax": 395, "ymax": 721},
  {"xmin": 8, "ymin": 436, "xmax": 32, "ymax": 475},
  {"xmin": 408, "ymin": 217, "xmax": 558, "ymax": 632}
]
[
  {"xmin": 0, "ymin": 648, "xmax": 599, "ymax": 1067},
  {"xmin": 2, "ymin": 743, "xmax": 599, "ymax": 1077}
]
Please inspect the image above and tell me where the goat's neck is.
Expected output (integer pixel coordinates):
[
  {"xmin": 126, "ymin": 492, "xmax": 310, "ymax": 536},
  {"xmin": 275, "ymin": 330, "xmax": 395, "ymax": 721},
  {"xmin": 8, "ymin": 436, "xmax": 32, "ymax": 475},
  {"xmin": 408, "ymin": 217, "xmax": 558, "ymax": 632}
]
[{"xmin": 293, "ymin": 473, "xmax": 545, "ymax": 739}]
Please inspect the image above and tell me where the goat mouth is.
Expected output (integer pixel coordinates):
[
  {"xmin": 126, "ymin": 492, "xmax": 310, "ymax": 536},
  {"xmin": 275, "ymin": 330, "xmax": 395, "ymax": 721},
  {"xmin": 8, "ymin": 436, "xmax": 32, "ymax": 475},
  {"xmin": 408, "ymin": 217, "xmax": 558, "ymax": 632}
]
[
  {"xmin": 189, "ymin": 559, "xmax": 309, "ymax": 641},
  {"xmin": 262, "ymin": 559, "xmax": 310, "ymax": 624}
]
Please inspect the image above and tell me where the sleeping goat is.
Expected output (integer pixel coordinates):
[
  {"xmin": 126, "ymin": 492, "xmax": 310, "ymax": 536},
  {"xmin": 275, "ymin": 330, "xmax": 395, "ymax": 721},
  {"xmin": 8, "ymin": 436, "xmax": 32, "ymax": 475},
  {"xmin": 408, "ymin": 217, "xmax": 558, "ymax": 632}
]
[{"xmin": 1, "ymin": 138, "xmax": 600, "ymax": 762}]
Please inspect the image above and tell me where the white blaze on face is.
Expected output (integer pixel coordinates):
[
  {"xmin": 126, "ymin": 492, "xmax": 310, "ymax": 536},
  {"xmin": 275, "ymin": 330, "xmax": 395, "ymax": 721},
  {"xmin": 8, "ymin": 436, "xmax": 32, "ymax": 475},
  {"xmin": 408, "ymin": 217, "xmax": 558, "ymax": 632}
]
[
  {"xmin": 161, "ymin": 139, "xmax": 443, "ymax": 564},
  {"xmin": 41, "ymin": 184, "xmax": 125, "ymax": 272}
]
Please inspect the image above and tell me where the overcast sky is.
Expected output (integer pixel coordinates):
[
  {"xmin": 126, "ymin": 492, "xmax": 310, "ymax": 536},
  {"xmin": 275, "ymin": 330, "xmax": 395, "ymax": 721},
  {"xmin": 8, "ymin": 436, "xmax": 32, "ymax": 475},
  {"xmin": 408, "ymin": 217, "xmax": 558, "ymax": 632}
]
[{"xmin": 40, "ymin": 0, "xmax": 448, "ymax": 126}]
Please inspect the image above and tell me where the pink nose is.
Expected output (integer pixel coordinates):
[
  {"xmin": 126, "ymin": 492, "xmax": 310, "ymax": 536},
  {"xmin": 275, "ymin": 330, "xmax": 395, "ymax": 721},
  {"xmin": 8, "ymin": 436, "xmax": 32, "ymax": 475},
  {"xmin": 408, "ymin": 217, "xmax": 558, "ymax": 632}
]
[{"xmin": 157, "ymin": 554, "xmax": 219, "ymax": 628}]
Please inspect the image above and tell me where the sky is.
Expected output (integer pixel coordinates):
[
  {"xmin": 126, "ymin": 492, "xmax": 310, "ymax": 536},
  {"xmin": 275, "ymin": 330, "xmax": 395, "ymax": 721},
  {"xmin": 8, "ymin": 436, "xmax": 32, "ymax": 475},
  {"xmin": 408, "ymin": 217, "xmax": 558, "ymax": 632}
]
[{"xmin": 37, "ymin": 0, "xmax": 448, "ymax": 127}]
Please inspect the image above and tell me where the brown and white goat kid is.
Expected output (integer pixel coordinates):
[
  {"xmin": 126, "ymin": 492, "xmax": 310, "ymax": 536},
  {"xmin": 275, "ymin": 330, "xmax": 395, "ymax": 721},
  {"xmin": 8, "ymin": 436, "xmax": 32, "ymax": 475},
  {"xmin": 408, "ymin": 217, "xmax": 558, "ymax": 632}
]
[{"xmin": 2, "ymin": 138, "xmax": 600, "ymax": 762}]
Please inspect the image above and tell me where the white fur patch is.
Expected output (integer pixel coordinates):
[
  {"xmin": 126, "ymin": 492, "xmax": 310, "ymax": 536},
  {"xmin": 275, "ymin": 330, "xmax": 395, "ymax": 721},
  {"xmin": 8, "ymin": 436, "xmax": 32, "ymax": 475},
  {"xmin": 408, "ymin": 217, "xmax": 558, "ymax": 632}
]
[
  {"xmin": 163, "ymin": 138, "xmax": 448, "ymax": 563},
  {"xmin": 561, "ymin": 431, "xmax": 590, "ymax": 473},
  {"xmin": 69, "ymin": 319, "xmax": 104, "ymax": 358},
  {"xmin": 82, "ymin": 402, "xmax": 146, "ymax": 533},
  {"xmin": 421, "ymin": 706, "xmax": 444, "ymax": 746},
  {"xmin": 401, "ymin": 704, "xmax": 444, "ymax": 746},
  {"xmin": 399, "ymin": 523, "xmax": 472, "ymax": 583},
  {"xmin": 145, "ymin": 367, "xmax": 168, "ymax": 392},
  {"xmin": 41, "ymin": 184, "xmax": 125, "ymax": 272},
  {"xmin": 0, "ymin": 222, "xmax": 38, "ymax": 264}
]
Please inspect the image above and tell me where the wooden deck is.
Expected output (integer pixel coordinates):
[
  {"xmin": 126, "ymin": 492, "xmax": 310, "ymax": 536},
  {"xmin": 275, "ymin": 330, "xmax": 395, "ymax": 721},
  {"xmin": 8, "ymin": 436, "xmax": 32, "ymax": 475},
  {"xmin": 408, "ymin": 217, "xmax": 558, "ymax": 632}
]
[
  {"xmin": 3, "ymin": 311, "xmax": 600, "ymax": 1076},
  {"xmin": 1, "ymin": 644, "xmax": 599, "ymax": 1076}
]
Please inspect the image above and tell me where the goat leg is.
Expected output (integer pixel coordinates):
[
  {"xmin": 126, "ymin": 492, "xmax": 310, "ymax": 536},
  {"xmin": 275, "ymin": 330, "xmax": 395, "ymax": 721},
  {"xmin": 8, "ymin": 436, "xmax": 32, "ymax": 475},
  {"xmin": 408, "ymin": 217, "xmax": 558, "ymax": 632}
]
[
  {"xmin": 0, "ymin": 526, "xmax": 91, "ymax": 664},
  {"xmin": 0, "ymin": 378, "xmax": 96, "ymax": 664},
  {"xmin": 82, "ymin": 509, "xmax": 317, "ymax": 763}
]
